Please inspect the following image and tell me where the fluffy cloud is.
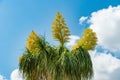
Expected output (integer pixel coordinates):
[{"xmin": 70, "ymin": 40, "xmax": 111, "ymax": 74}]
[
  {"xmin": 66, "ymin": 35, "xmax": 80, "ymax": 48},
  {"xmin": 0, "ymin": 75, "xmax": 7, "ymax": 80},
  {"xmin": 90, "ymin": 51, "xmax": 120, "ymax": 80},
  {"xmin": 10, "ymin": 69, "xmax": 24, "ymax": 80},
  {"xmin": 79, "ymin": 16, "xmax": 88, "ymax": 24},
  {"xmin": 88, "ymin": 5, "xmax": 120, "ymax": 53}
]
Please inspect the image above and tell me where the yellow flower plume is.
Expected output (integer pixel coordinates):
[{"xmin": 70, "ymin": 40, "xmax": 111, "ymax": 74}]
[
  {"xmin": 26, "ymin": 30, "xmax": 41, "ymax": 54},
  {"xmin": 72, "ymin": 28, "xmax": 97, "ymax": 50}
]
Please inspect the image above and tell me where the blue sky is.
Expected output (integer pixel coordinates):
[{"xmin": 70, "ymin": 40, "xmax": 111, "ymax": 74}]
[{"xmin": 0, "ymin": 0, "xmax": 120, "ymax": 80}]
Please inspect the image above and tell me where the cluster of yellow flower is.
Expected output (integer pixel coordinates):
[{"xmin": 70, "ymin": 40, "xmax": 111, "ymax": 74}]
[
  {"xmin": 52, "ymin": 12, "xmax": 70, "ymax": 46},
  {"xmin": 26, "ymin": 30, "xmax": 41, "ymax": 54},
  {"xmin": 72, "ymin": 28, "xmax": 97, "ymax": 51}
]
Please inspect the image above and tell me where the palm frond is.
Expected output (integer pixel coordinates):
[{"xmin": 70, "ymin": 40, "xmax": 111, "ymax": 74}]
[
  {"xmin": 19, "ymin": 50, "xmax": 39, "ymax": 80},
  {"xmin": 72, "ymin": 47, "xmax": 93, "ymax": 80}
]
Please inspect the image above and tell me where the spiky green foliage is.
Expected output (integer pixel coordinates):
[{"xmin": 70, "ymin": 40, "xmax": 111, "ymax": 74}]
[
  {"xmin": 49, "ymin": 47, "xmax": 93, "ymax": 80},
  {"xmin": 52, "ymin": 12, "xmax": 70, "ymax": 45},
  {"xmin": 19, "ymin": 50, "xmax": 40, "ymax": 80},
  {"xmin": 72, "ymin": 28, "xmax": 97, "ymax": 50},
  {"xmin": 19, "ymin": 38, "xmax": 94, "ymax": 80},
  {"xmin": 19, "ymin": 37, "xmax": 51, "ymax": 80},
  {"xmin": 19, "ymin": 12, "xmax": 97, "ymax": 80},
  {"xmin": 72, "ymin": 47, "xmax": 93, "ymax": 80}
]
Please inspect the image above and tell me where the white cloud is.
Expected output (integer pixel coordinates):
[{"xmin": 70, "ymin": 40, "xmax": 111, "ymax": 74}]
[
  {"xmin": 88, "ymin": 5, "xmax": 120, "ymax": 52},
  {"xmin": 90, "ymin": 51, "xmax": 120, "ymax": 80},
  {"xmin": 10, "ymin": 69, "xmax": 24, "ymax": 80},
  {"xmin": 0, "ymin": 75, "xmax": 7, "ymax": 80},
  {"xmin": 79, "ymin": 16, "xmax": 88, "ymax": 24},
  {"xmin": 66, "ymin": 35, "xmax": 80, "ymax": 47}
]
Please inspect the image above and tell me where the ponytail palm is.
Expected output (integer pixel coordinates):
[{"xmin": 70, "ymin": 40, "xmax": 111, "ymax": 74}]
[{"xmin": 19, "ymin": 12, "xmax": 97, "ymax": 80}]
